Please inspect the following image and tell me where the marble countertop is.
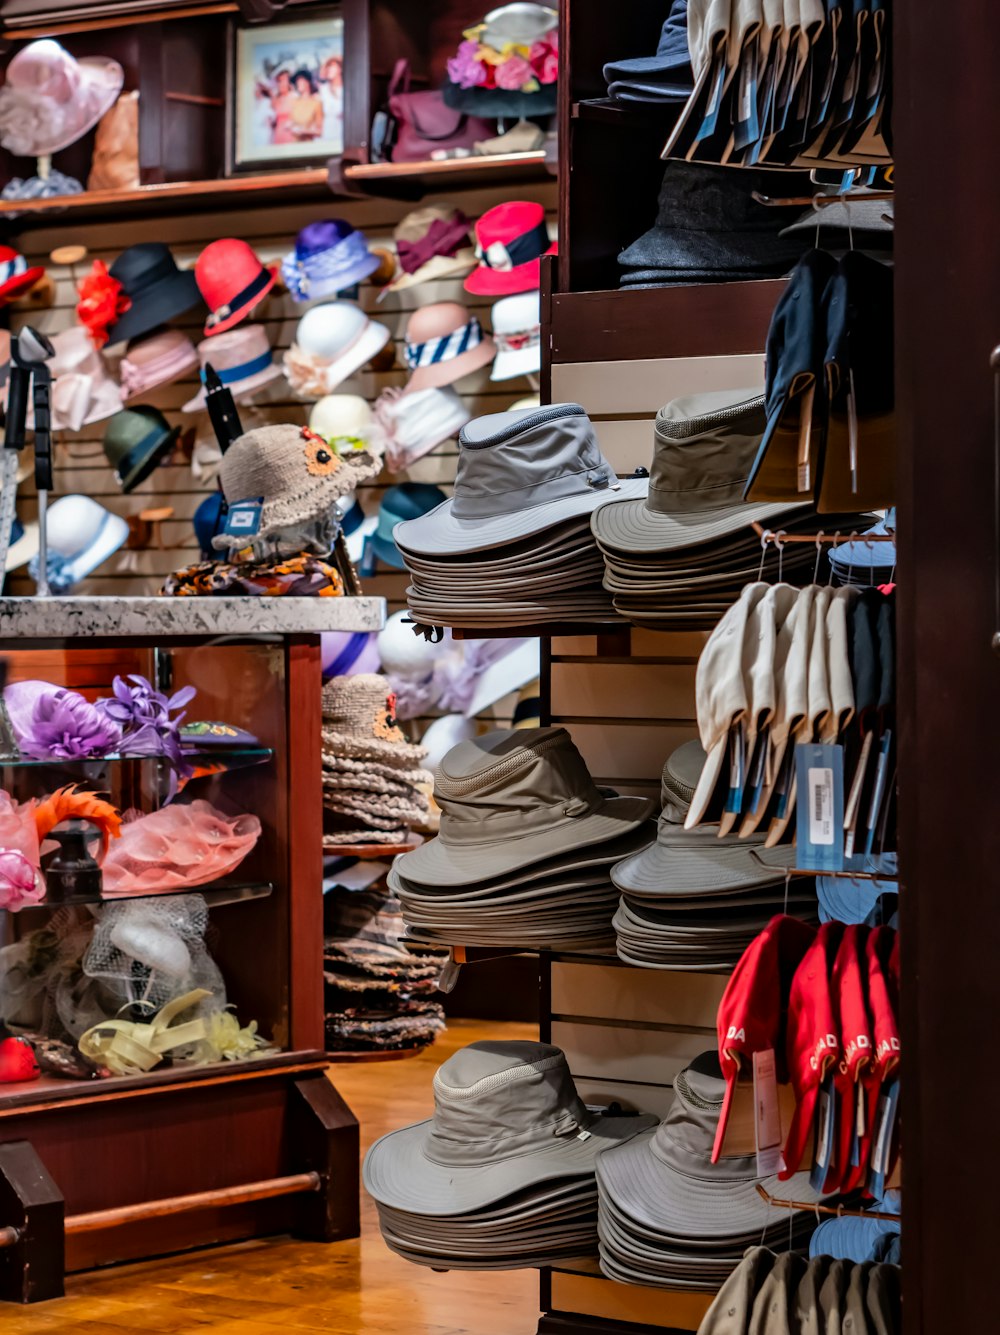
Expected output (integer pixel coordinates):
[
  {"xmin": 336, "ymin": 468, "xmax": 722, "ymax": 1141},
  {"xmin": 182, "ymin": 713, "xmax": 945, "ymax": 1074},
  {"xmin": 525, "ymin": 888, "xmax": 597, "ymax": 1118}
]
[{"xmin": 0, "ymin": 596, "xmax": 386, "ymax": 640}]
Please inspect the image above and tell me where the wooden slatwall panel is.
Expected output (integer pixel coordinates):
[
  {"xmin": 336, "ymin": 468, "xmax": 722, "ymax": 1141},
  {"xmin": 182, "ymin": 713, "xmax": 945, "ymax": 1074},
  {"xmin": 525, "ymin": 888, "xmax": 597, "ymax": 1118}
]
[
  {"xmin": 545, "ymin": 349, "xmax": 765, "ymax": 1332},
  {"xmin": 8, "ymin": 179, "xmax": 555, "ymax": 735}
]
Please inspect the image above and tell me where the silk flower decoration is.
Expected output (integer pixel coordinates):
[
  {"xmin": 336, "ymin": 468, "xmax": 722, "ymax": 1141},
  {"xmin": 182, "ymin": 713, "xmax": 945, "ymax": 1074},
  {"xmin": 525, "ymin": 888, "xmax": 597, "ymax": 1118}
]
[{"xmin": 77, "ymin": 259, "xmax": 131, "ymax": 348}]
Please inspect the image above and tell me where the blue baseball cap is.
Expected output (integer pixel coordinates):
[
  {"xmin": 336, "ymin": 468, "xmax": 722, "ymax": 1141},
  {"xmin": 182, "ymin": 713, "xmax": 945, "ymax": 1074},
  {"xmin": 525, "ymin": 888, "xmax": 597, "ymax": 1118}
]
[{"xmin": 372, "ymin": 483, "xmax": 447, "ymax": 570}]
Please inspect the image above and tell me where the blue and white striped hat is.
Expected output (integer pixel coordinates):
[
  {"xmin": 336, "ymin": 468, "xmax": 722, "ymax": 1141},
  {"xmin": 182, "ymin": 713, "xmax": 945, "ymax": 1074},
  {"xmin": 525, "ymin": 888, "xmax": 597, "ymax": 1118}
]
[{"xmin": 403, "ymin": 301, "xmax": 496, "ymax": 393}]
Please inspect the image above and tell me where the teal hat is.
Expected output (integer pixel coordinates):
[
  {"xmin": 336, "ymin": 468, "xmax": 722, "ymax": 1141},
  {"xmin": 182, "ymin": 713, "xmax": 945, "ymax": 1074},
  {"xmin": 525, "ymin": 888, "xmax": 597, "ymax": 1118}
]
[
  {"xmin": 103, "ymin": 404, "xmax": 179, "ymax": 494},
  {"xmin": 373, "ymin": 483, "xmax": 447, "ymax": 570}
]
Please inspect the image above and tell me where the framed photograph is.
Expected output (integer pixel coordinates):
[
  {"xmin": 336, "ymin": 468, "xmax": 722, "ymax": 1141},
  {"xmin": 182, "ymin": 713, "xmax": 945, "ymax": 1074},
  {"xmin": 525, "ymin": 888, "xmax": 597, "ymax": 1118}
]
[{"xmin": 228, "ymin": 11, "xmax": 345, "ymax": 173}]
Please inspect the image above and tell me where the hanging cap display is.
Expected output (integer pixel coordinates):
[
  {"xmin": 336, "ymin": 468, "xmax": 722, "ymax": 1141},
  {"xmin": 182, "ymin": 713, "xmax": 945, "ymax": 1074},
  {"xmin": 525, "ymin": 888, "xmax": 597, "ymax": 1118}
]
[{"xmin": 196, "ymin": 238, "xmax": 276, "ymax": 337}]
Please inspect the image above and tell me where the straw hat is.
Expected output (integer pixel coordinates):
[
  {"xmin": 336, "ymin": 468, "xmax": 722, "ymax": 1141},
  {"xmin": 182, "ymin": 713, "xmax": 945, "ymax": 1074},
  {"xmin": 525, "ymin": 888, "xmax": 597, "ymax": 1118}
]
[{"xmin": 322, "ymin": 674, "xmax": 428, "ymax": 766}]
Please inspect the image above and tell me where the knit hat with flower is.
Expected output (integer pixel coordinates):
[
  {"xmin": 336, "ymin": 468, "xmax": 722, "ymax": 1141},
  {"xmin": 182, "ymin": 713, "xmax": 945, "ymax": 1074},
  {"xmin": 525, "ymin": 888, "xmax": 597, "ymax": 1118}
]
[{"xmin": 213, "ymin": 423, "xmax": 380, "ymax": 551}]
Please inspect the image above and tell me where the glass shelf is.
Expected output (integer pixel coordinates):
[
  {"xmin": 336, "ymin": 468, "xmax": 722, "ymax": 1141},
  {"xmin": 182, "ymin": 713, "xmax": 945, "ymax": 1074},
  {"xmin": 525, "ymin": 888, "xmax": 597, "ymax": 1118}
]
[
  {"xmin": 18, "ymin": 881, "xmax": 273, "ymax": 910},
  {"xmin": 0, "ymin": 746, "xmax": 273, "ymax": 774}
]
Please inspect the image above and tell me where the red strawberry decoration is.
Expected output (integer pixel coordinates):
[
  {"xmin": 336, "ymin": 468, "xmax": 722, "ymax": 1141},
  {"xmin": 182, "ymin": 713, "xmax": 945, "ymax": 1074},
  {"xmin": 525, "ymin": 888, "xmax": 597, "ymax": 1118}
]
[{"xmin": 0, "ymin": 1036, "xmax": 40, "ymax": 1083}]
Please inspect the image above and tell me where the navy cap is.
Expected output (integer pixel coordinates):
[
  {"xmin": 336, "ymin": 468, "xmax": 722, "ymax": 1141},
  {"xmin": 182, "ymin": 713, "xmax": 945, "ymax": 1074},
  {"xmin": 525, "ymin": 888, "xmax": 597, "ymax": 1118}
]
[
  {"xmin": 603, "ymin": 0, "xmax": 694, "ymax": 102},
  {"xmin": 193, "ymin": 490, "xmax": 225, "ymax": 560},
  {"xmin": 373, "ymin": 483, "xmax": 447, "ymax": 570}
]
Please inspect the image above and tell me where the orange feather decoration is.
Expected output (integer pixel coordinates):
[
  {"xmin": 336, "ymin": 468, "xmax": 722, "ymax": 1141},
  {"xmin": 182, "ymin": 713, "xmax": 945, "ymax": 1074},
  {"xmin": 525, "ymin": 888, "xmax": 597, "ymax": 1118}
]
[{"xmin": 34, "ymin": 786, "xmax": 123, "ymax": 863}]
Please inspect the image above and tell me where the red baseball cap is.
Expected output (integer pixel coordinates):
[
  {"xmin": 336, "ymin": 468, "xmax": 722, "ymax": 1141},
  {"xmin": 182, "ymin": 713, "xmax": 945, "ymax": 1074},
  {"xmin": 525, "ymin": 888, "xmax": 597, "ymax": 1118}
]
[
  {"xmin": 712, "ymin": 914, "xmax": 816, "ymax": 1162},
  {"xmin": 464, "ymin": 201, "xmax": 557, "ymax": 296},
  {"xmin": 850, "ymin": 925, "xmax": 901, "ymax": 1188},
  {"xmin": 829, "ymin": 925, "xmax": 873, "ymax": 1193},
  {"xmin": 780, "ymin": 921, "xmax": 845, "ymax": 1179},
  {"xmin": 196, "ymin": 238, "xmax": 276, "ymax": 337}
]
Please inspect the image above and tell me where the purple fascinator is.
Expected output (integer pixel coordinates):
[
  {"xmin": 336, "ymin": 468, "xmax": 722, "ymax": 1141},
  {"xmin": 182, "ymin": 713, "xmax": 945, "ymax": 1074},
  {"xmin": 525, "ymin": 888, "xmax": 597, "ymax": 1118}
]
[
  {"xmin": 4, "ymin": 680, "xmax": 123, "ymax": 760},
  {"xmin": 95, "ymin": 675, "xmax": 196, "ymax": 769}
]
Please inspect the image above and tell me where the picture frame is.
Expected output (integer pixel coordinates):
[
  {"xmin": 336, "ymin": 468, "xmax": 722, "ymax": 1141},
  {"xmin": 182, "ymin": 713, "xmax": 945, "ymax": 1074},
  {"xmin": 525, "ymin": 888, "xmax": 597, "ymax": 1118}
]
[{"xmin": 226, "ymin": 9, "xmax": 345, "ymax": 174}]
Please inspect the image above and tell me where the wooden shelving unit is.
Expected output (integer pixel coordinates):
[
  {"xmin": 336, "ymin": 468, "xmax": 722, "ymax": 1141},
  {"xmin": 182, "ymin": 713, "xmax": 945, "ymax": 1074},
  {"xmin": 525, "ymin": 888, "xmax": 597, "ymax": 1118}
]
[{"xmin": 340, "ymin": 150, "xmax": 552, "ymax": 201}]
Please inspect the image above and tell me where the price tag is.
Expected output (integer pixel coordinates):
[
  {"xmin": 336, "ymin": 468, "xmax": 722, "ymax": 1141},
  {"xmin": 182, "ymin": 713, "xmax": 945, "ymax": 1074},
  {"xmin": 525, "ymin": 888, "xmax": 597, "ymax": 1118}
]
[
  {"xmin": 223, "ymin": 497, "xmax": 264, "ymax": 539},
  {"xmin": 753, "ymin": 1049, "xmax": 783, "ymax": 1176},
  {"xmin": 796, "ymin": 744, "xmax": 845, "ymax": 871},
  {"xmin": 810, "ymin": 1070, "xmax": 838, "ymax": 1192}
]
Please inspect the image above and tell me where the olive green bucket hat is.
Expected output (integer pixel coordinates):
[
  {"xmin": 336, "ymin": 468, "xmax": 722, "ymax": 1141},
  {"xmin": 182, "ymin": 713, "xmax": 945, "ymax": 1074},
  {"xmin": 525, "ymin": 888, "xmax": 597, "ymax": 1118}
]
[{"xmin": 102, "ymin": 404, "xmax": 179, "ymax": 493}]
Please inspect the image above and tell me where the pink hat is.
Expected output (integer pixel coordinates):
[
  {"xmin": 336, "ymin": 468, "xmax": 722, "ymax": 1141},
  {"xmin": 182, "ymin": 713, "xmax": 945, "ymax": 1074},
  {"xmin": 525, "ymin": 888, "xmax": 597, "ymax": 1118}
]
[
  {"xmin": 182, "ymin": 323, "xmax": 282, "ymax": 413},
  {"xmin": 119, "ymin": 327, "xmax": 198, "ymax": 400},
  {"xmin": 195, "ymin": 238, "xmax": 276, "ymax": 337},
  {"xmin": 402, "ymin": 301, "xmax": 495, "ymax": 393},
  {"xmin": 465, "ymin": 201, "xmax": 557, "ymax": 296},
  {"xmin": 0, "ymin": 40, "xmax": 124, "ymax": 158},
  {"xmin": 7, "ymin": 326, "xmax": 123, "ymax": 432}
]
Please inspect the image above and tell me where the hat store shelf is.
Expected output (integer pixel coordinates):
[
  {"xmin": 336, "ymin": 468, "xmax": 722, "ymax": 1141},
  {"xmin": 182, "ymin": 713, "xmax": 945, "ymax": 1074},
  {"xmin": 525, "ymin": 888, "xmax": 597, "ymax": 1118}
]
[{"xmin": 0, "ymin": 595, "xmax": 386, "ymax": 1302}]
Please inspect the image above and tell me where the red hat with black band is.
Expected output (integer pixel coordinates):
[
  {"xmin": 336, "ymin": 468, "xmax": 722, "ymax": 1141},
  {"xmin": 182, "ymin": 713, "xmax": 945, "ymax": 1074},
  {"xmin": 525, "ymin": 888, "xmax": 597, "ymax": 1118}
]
[
  {"xmin": 0, "ymin": 244, "xmax": 44, "ymax": 306},
  {"xmin": 780, "ymin": 921, "xmax": 845, "ymax": 1180},
  {"xmin": 828, "ymin": 924, "xmax": 873, "ymax": 1193},
  {"xmin": 196, "ymin": 238, "xmax": 276, "ymax": 337},
  {"xmin": 465, "ymin": 201, "xmax": 557, "ymax": 296},
  {"xmin": 712, "ymin": 914, "xmax": 816, "ymax": 1163}
]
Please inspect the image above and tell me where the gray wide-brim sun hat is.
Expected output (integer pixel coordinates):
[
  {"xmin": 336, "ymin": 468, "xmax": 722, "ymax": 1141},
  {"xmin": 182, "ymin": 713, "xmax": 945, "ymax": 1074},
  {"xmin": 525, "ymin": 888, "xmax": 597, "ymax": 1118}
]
[
  {"xmin": 394, "ymin": 403, "xmax": 648, "ymax": 556},
  {"xmin": 595, "ymin": 1053, "xmax": 829, "ymax": 1242},
  {"xmin": 611, "ymin": 739, "xmax": 795, "ymax": 895},
  {"xmin": 396, "ymin": 726, "xmax": 654, "ymax": 887},
  {"xmin": 364, "ymin": 1040, "xmax": 657, "ymax": 1216}
]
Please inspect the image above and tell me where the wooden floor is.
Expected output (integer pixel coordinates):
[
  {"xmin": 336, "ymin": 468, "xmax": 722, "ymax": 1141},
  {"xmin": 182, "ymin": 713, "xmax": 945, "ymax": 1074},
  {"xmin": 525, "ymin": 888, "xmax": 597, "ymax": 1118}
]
[{"xmin": 4, "ymin": 1019, "xmax": 540, "ymax": 1335}]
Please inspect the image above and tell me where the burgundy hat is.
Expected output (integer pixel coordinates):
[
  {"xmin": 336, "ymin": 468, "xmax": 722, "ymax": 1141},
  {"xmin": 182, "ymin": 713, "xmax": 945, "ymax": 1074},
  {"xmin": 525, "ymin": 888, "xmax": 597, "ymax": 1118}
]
[
  {"xmin": 196, "ymin": 238, "xmax": 276, "ymax": 337},
  {"xmin": 465, "ymin": 201, "xmax": 557, "ymax": 296},
  {"xmin": 713, "ymin": 914, "xmax": 816, "ymax": 1163},
  {"xmin": 781, "ymin": 921, "xmax": 845, "ymax": 1180}
]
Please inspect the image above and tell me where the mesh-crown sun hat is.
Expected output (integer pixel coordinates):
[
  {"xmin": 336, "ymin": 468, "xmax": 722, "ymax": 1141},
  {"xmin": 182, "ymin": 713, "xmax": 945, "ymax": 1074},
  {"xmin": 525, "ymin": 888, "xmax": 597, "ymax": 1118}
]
[
  {"xmin": 103, "ymin": 243, "xmax": 201, "ymax": 347},
  {"xmin": 402, "ymin": 301, "xmax": 495, "ymax": 393},
  {"xmin": 396, "ymin": 726, "xmax": 654, "ymax": 887},
  {"xmin": 389, "ymin": 206, "xmax": 476, "ymax": 292},
  {"xmin": 284, "ymin": 302, "xmax": 391, "ymax": 399},
  {"xmin": 465, "ymin": 201, "xmax": 557, "ymax": 296},
  {"xmin": 196, "ymin": 238, "xmax": 276, "ymax": 337},
  {"xmin": 102, "ymin": 405, "xmax": 179, "ymax": 493},
  {"xmin": 0, "ymin": 39, "xmax": 124, "ymax": 158},
  {"xmin": 281, "ymin": 219, "xmax": 380, "ymax": 302},
  {"xmin": 213, "ymin": 422, "xmax": 379, "ymax": 550},
  {"xmin": 490, "ymin": 291, "xmax": 541, "ymax": 381},
  {"xmin": 611, "ymin": 739, "xmax": 796, "ymax": 899},
  {"xmin": 394, "ymin": 403, "xmax": 645, "ymax": 557},
  {"xmin": 119, "ymin": 327, "xmax": 198, "ymax": 401},
  {"xmin": 182, "ymin": 324, "xmax": 281, "ymax": 413},
  {"xmin": 364, "ymin": 1040, "xmax": 656, "ymax": 1216},
  {"xmin": 591, "ymin": 387, "xmax": 810, "ymax": 557}
]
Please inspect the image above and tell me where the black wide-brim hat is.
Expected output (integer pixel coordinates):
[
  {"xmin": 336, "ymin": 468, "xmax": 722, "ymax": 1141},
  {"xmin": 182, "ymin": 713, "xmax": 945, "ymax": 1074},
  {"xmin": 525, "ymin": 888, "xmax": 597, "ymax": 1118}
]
[
  {"xmin": 106, "ymin": 242, "xmax": 203, "ymax": 347},
  {"xmin": 443, "ymin": 81, "xmax": 558, "ymax": 119}
]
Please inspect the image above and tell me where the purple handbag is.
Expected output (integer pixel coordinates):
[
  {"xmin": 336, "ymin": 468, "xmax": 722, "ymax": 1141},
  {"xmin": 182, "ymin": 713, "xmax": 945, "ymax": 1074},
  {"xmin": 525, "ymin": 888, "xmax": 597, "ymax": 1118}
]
[{"xmin": 386, "ymin": 59, "xmax": 494, "ymax": 162}]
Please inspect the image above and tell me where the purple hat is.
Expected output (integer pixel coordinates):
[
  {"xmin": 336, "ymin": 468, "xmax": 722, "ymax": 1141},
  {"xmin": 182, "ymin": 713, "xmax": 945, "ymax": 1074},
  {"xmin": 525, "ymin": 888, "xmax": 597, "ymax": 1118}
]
[{"xmin": 281, "ymin": 220, "xmax": 381, "ymax": 302}]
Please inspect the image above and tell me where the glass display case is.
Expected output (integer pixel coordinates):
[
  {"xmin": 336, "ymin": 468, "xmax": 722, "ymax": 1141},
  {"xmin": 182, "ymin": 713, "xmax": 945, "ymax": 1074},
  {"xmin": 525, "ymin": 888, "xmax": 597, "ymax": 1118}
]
[{"xmin": 0, "ymin": 594, "xmax": 383, "ymax": 1303}]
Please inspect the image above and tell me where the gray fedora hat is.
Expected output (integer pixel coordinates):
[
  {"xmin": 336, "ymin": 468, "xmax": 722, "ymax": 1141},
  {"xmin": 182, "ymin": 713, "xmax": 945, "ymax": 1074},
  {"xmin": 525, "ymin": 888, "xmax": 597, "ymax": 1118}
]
[
  {"xmin": 394, "ymin": 404, "xmax": 647, "ymax": 556},
  {"xmin": 591, "ymin": 387, "xmax": 812, "ymax": 556},
  {"xmin": 618, "ymin": 163, "xmax": 808, "ymax": 283},
  {"xmin": 611, "ymin": 740, "xmax": 796, "ymax": 896},
  {"xmin": 363, "ymin": 1040, "xmax": 656, "ymax": 1215},
  {"xmin": 595, "ymin": 1053, "xmax": 828, "ymax": 1243},
  {"xmin": 396, "ymin": 727, "xmax": 654, "ymax": 887}
]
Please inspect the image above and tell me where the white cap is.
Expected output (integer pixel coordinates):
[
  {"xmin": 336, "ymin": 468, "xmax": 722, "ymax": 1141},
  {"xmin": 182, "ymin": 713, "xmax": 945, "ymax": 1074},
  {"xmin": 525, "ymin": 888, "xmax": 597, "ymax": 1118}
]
[{"xmin": 377, "ymin": 609, "xmax": 442, "ymax": 679}]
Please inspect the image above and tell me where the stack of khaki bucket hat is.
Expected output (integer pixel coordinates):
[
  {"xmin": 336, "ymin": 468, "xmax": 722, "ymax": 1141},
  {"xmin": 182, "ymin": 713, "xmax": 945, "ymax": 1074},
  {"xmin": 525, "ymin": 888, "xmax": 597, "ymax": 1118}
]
[
  {"xmin": 389, "ymin": 727, "xmax": 656, "ymax": 950},
  {"xmin": 610, "ymin": 740, "xmax": 813, "ymax": 969},
  {"xmin": 393, "ymin": 404, "xmax": 647, "ymax": 630},
  {"xmin": 596, "ymin": 1052, "xmax": 829, "ymax": 1290},
  {"xmin": 364, "ymin": 1039, "xmax": 657, "ymax": 1269},
  {"xmin": 590, "ymin": 387, "xmax": 873, "ymax": 630},
  {"xmin": 321, "ymin": 676, "xmax": 433, "ymax": 846}
]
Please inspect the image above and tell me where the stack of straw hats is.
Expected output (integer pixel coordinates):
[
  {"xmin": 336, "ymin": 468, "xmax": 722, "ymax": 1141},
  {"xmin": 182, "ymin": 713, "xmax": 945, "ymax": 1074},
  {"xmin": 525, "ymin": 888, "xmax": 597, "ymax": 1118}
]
[
  {"xmin": 322, "ymin": 884, "xmax": 446, "ymax": 1054},
  {"xmin": 364, "ymin": 1040, "xmax": 657, "ymax": 1269},
  {"xmin": 393, "ymin": 404, "xmax": 647, "ymax": 630},
  {"xmin": 610, "ymin": 741, "xmax": 811, "ymax": 969},
  {"xmin": 596, "ymin": 1052, "xmax": 828, "ymax": 1289},
  {"xmin": 389, "ymin": 727, "xmax": 656, "ymax": 950},
  {"xmin": 321, "ymin": 675, "xmax": 433, "ymax": 846},
  {"xmin": 590, "ymin": 387, "xmax": 873, "ymax": 630}
]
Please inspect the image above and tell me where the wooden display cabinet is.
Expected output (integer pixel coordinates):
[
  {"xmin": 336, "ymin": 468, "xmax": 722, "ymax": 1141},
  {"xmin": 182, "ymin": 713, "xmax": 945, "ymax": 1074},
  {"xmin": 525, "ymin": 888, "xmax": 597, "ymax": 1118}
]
[{"xmin": 0, "ymin": 595, "xmax": 383, "ymax": 1303}]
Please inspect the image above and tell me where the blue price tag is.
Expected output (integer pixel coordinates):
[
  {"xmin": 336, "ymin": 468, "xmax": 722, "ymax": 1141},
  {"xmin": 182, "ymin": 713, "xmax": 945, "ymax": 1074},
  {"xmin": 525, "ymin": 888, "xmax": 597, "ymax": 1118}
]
[
  {"xmin": 223, "ymin": 497, "xmax": 264, "ymax": 540},
  {"xmin": 795, "ymin": 743, "xmax": 845, "ymax": 871}
]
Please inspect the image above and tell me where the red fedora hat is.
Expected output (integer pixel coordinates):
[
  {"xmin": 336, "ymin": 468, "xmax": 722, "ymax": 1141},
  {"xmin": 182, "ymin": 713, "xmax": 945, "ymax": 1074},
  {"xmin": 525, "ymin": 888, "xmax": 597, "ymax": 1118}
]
[
  {"xmin": 465, "ymin": 201, "xmax": 557, "ymax": 296},
  {"xmin": 0, "ymin": 244, "xmax": 44, "ymax": 306},
  {"xmin": 195, "ymin": 238, "xmax": 276, "ymax": 337}
]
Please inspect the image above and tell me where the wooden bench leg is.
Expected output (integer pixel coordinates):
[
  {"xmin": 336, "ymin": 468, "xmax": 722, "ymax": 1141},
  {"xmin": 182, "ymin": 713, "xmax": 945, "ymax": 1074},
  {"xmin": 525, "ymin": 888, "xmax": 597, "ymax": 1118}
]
[
  {"xmin": 289, "ymin": 1073, "xmax": 360, "ymax": 1243},
  {"xmin": 0, "ymin": 1141, "xmax": 65, "ymax": 1304}
]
